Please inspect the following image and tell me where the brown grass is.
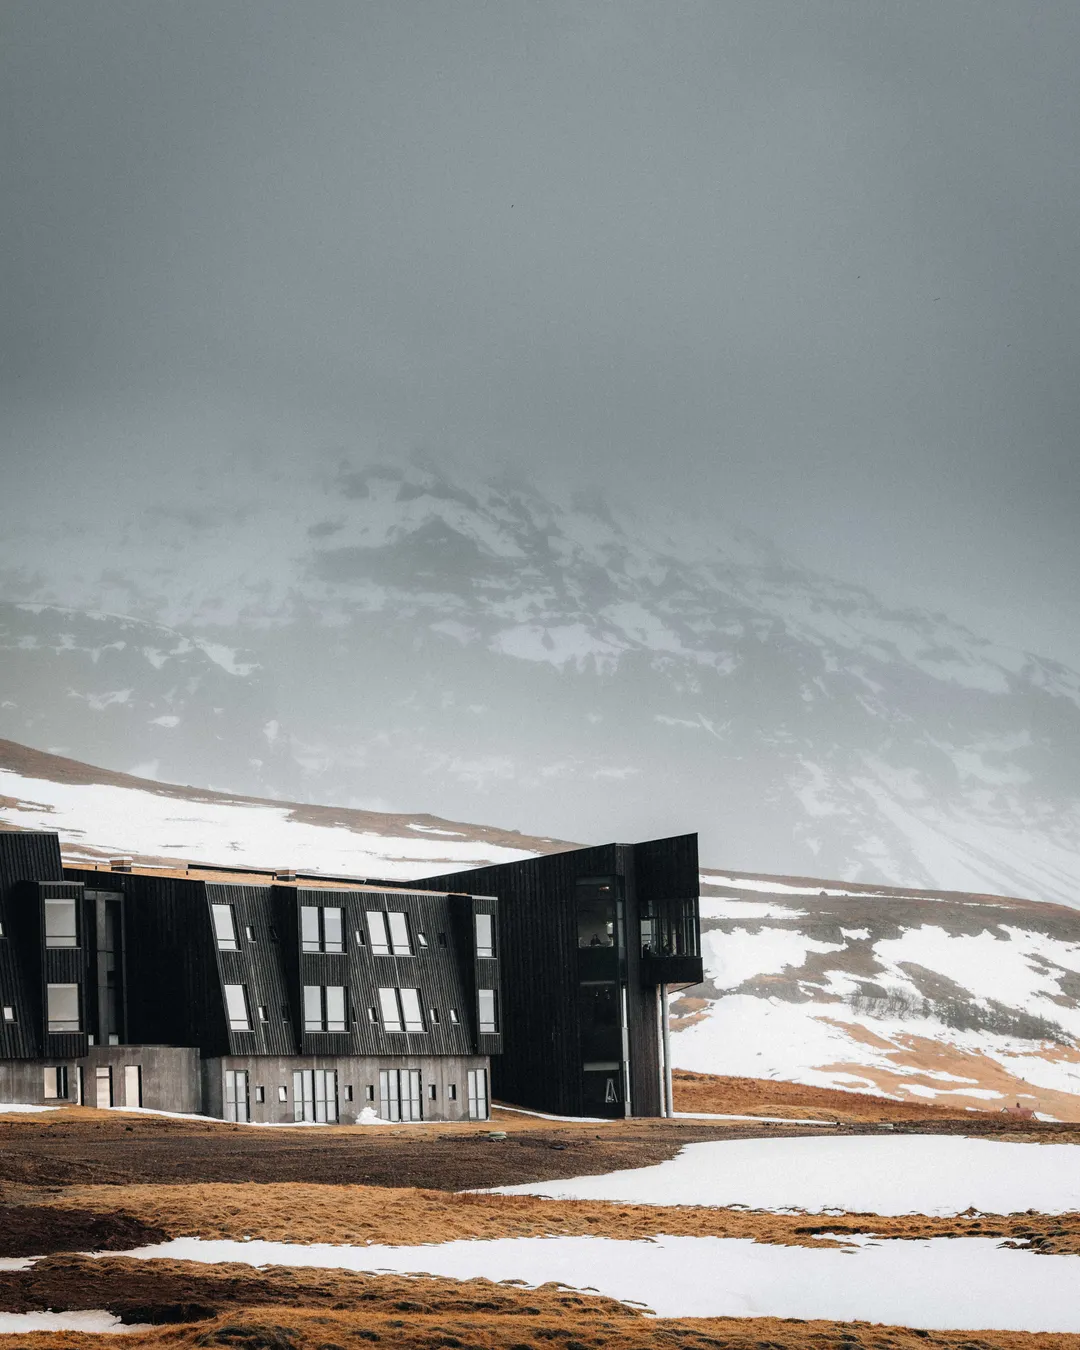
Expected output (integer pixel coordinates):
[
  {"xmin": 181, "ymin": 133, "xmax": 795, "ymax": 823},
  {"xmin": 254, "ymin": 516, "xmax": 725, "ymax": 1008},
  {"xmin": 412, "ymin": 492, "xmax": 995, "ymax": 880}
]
[
  {"xmin": 10, "ymin": 1276, "xmax": 1080, "ymax": 1350},
  {"xmin": 39, "ymin": 1181, "xmax": 1080, "ymax": 1251},
  {"xmin": 670, "ymin": 1069, "xmax": 970, "ymax": 1121}
]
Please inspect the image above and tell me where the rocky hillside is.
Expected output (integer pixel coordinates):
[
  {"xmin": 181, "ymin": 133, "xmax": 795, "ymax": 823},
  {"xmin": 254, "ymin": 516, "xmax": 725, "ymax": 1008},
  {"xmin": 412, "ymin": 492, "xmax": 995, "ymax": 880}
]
[
  {"xmin": 3, "ymin": 741, "xmax": 1079, "ymax": 1118},
  {"xmin": 675, "ymin": 869, "xmax": 1080, "ymax": 1120},
  {"xmin": 2, "ymin": 461, "xmax": 1080, "ymax": 902}
]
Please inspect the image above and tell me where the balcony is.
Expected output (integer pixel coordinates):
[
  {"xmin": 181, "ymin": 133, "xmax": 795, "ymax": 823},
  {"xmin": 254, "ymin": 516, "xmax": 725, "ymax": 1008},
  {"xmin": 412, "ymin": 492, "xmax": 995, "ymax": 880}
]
[{"xmin": 639, "ymin": 951, "xmax": 704, "ymax": 987}]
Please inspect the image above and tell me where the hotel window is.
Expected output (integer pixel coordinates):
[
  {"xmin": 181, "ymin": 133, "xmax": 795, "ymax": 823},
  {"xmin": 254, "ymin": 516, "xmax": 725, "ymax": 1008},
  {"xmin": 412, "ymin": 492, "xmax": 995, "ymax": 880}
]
[
  {"xmin": 417, "ymin": 931, "xmax": 428, "ymax": 948},
  {"xmin": 244, "ymin": 925, "xmax": 256, "ymax": 942},
  {"xmin": 475, "ymin": 913, "xmax": 495, "ymax": 959},
  {"xmin": 304, "ymin": 984, "xmax": 347, "ymax": 1032},
  {"xmin": 366, "ymin": 911, "xmax": 390, "ymax": 955},
  {"xmin": 377, "ymin": 987, "xmax": 425, "ymax": 1033},
  {"xmin": 387, "ymin": 913, "xmax": 412, "ymax": 955},
  {"xmin": 223, "ymin": 983, "xmax": 251, "ymax": 1031},
  {"xmin": 47, "ymin": 983, "xmax": 80, "ymax": 1033},
  {"xmin": 449, "ymin": 1007, "xmax": 459, "ymax": 1024},
  {"xmin": 344, "ymin": 1084, "xmax": 354, "ymax": 1102},
  {"xmin": 278, "ymin": 1085, "xmax": 288, "ymax": 1103},
  {"xmin": 255, "ymin": 1085, "xmax": 266, "ymax": 1103},
  {"xmin": 478, "ymin": 988, "xmax": 498, "ymax": 1034},
  {"xmin": 367, "ymin": 911, "xmax": 412, "ymax": 956},
  {"xmin": 2, "ymin": 1005, "xmax": 15, "ymax": 1023},
  {"xmin": 43, "ymin": 1065, "xmax": 69, "ymax": 1099},
  {"xmin": 257, "ymin": 1005, "xmax": 269, "ymax": 1023},
  {"xmin": 301, "ymin": 906, "xmax": 344, "ymax": 954},
  {"xmin": 212, "ymin": 904, "xmax": 238, "ymax": 951},
  {"xmin": 44, "ymin": 898, "xmax": 78, "ymax": 948}
]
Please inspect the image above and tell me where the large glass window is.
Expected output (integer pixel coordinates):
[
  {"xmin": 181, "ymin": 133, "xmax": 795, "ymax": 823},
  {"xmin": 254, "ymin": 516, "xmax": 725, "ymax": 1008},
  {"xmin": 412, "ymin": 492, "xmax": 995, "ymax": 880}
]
[
  {"xmin": 577, "ymin": 882, "xmax": 615, "ymax": 948},
  {"xmin": 212, "ymin": 904, "xmax": 238, "ymax": 951},
  {"xmin": 304, "ymin": 985, "xmax": 347, "ymax": 1032},
  {"xmin": 399, "ymin": 987, "xmax": 425, "ymax": 1032},
  {"xmin": 367, "ymin": 911, "xmax": 412, "ymax": 955},
  {"xmin": 223, "ymin": 984, "xmax": 250, "ymax": 1031},
  {"xmin": 377, "ymin": 986, "xmax": 402, "ymax": 1031},
  {"xmin": 301, "ymin": 906, "xmax": 344, "ymax": 953},
  {"xmin": 377, "ymin": 987, "xmax": 425, "ymax": 1033},
  {"xmin": 366, "ymin": 911, "xmax": 390, "ymax": 955},
  {"xmin": 478, "ymin": 988, "xmax": 498, "ymax": 1034},
  {"xmin": 387, "ymin": 912, "xmax": 412, "ymax": 955},
  {"xmin": 46, "ymin": 983, "xmax": 80, "ymax": 1033},
  {"xmin": 44, "ymin": 898, "xmax": 78, "ymax": 948},
  {"xmin": 475, "ymin": 913, "xmax": 495, "ymax": 958}
]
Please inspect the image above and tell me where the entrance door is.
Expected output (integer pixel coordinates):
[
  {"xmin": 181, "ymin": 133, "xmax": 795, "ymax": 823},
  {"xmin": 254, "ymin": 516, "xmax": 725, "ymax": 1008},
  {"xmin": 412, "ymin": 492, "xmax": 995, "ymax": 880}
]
[
  {"xmin": 378, "ymin": 1069, "xmax": 421, "ymax": 1122},
  {"xmin": 467, "ymin": 1068, "xmax": 488, "ymax": 1120},
  {"xmin": 123, "ymin": 1064, "xmax": 142, "ymax": 1108},
  {"xmin": 293, "ymin": 1069, "xmax": 338, "ymax": 1122},
  {"xmin": 224, "ymin": 1069, "xmax": 249, "ymax": 1122},
  {"xmin": 94, "ymin": 1065, "xmax": 112, "ymax": 1109}
]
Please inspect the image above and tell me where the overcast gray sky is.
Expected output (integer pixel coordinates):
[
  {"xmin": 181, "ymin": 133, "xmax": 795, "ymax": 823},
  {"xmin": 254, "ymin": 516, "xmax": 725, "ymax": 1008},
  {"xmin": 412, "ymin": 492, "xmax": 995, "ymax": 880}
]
[{"xmin": 3, "ymin": 1, "xmax": 1080, "ymax": 664}]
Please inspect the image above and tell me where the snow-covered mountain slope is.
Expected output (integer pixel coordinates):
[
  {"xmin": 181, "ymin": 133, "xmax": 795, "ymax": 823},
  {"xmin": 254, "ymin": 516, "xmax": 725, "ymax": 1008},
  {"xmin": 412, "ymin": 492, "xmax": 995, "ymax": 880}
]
[
  {"xmin": 3, "ymin": 460, "xmax": 1080, "ymax": 902},
  {"xmin": 673, "ymin": 871, "xmax": 1080, "ymax": 1121},
  {"xmin": 4, "ymin": 741, "xmax": 1080, "ymax": 1117},
  {"xmin": 0, "ymin": 741, "xmax": 558, "ymax": 880}
]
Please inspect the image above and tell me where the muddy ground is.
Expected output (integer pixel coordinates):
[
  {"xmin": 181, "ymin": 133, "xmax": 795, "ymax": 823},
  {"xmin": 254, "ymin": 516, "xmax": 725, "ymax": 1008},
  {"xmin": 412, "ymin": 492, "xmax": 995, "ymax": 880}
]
[{"xmin": 2, "ymin": 1095, "xmax": 1076, "ymax": 1192}]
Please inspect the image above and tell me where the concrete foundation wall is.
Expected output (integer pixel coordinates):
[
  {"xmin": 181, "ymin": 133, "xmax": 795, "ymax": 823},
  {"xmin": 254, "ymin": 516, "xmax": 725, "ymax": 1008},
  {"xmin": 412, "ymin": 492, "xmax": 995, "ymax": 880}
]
[
  {"xmin": 0, "ymin": 1045, "xmax": 201, "ymax": 1113},
  {"xmin": 205, "ymin": 1053, "xmax": 491, "ymax": 1123}
]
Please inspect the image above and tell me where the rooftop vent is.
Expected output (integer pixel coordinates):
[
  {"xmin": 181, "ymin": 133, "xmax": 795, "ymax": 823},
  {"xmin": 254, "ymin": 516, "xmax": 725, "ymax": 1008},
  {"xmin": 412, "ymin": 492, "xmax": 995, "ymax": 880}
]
[{"xmin": 109, "ymin": 857, "xmax": 133, "ymax": 873}]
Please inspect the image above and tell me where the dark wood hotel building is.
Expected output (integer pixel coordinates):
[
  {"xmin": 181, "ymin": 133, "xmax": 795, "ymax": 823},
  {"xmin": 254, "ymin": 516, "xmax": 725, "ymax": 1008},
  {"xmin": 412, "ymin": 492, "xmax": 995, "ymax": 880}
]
[{"xmin": 0, "ymin": 828, "xmax": 701, "ymax": 1122}]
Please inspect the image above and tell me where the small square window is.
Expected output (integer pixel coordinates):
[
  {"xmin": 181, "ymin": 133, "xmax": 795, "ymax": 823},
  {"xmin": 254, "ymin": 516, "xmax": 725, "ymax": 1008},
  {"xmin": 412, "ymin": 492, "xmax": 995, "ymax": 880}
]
[
  {"xmin": 344, "ymin": 1084, "xmax": 354, "ymax": 1101},
  {"xmin": 417, "ymin": 931, "xmax": 428, "ymax": 948},
  {"xmin": 365, "ymin": 1084, "xmax": 375, "ymax": 1102},
  {"xmin": 448, "ymin": 1083, "xmax": 457, "ymax": 1101},
  {"xmin": 245, "ymin": 925, "xmax": 256, "ymax": 942},
  {"xmin": 0, "ymin": 920, "xmax": 5, "ymax": 936},
  {"xmin": 257, "ymin": 1005, "xmax": 269, "ymax": 1022},
  {"xmin": 438, "ymin": 932, "xmax": 447, "ymax": 947},
  {"xmin": 428, "ymin": 1083, "xmax": 437, "ymax": 1100},
  {"xmin": 269, "ymin": 925, "xmax": 279, "ymax": 941},
  {"xmin": 2, "ymin": 1005, "xmax": 15, "ymax": 1023},
  {"xmin": 430, "ymin": 1007, "xmax": 440, "ymax": 1024},
  {"xmin": 255, "ymin": 1085, "xmax": 266, "ymax": 1103},
  {"xmin": 449, "ymin": 1007, "xmax": 459, "ymax": 1024},
  {"xmin": 367, "ymin": 1005, "xmax": 378, "ymax": 1023},
  {"xmin": 278, "ymin": 1085, "xmax": 288, "ymax": 1102},
  {"xmin": 355, "ymin": 929, "xmax": 366, "ymax": 946},
  {"xmin": 281, "ymin": 1003, "xmax": 290, "ymax": 1020}
]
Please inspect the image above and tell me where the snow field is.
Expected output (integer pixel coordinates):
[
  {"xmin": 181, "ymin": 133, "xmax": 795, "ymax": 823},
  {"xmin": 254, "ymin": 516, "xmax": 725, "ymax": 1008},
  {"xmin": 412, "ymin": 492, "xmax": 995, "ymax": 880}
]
[
  {"xmin": 490, "ymin": 1135, "xmax": 1080, "ymax": 1216},
  {"xmin": 0, "ymin": 767, "xmax": 535, "ymax": 879},
  {"xmin": 104, "ymin": 1234, "xmax": 1080, "ymax": 1331}
]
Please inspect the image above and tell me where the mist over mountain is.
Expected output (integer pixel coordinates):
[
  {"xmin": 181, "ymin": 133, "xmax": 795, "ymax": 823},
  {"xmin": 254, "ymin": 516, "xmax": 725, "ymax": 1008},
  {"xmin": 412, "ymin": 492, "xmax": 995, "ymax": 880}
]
[{"xmin": 2, "ymin": 460, "xmax": 1079, "ymax": 905}]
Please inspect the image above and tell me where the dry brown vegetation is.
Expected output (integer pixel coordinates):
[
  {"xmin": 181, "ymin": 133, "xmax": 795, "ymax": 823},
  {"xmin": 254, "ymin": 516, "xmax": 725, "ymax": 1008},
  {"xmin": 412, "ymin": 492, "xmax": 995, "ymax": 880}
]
[
  {"xmin": 16, "ymin": 1181, "xmax": 1080, "ymax": 1253},
  {"xmin": 3, "ymin": 1081, "xmax": 1080, "ymax": 1346},
  {"xmin": 671, "ymin": 1069, "xmax": 971, "ymax": 1121},
  {"xmin": 6, "ymin": 1258, "xmax": 1080, "ymax": 1350}
]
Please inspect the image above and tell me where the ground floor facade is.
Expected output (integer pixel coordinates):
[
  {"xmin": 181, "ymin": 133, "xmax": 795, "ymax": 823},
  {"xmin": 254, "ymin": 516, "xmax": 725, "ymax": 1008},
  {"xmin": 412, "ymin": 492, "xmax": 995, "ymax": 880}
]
[{"xmin": 0, "ymin": 1049, "xmax": 491, "ymax": 1123}]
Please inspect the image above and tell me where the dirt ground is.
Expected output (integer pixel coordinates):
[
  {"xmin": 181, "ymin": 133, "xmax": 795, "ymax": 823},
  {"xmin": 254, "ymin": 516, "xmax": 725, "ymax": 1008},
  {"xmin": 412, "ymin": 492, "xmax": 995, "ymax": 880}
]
[{"xmin": 2, "ymin": 1081, "xmax": 1079, "ymax": 1348}]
